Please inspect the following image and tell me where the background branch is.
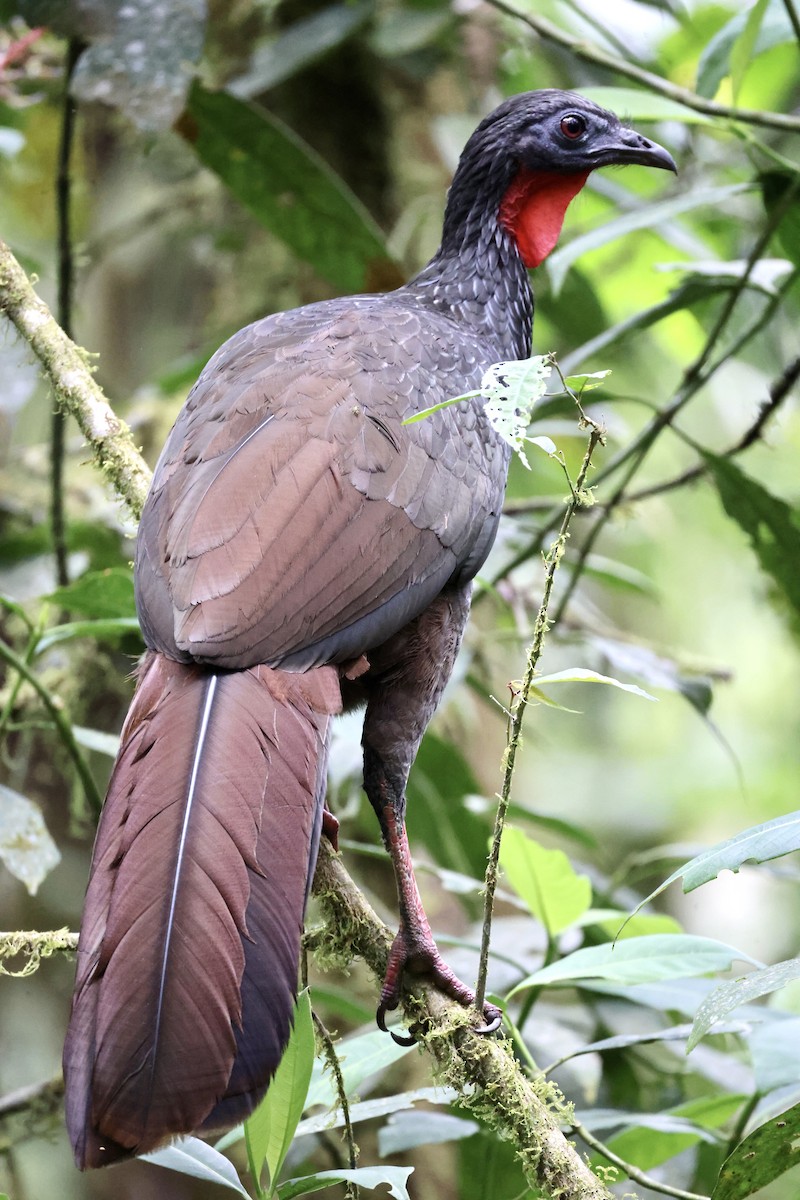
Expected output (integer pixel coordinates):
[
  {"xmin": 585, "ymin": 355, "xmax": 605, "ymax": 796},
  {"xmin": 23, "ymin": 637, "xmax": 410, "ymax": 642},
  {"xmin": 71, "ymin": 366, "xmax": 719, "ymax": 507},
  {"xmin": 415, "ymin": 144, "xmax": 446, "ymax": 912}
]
[{"xmin": 483, "ymin": 0, "xmax": 800, "ymax": 133}]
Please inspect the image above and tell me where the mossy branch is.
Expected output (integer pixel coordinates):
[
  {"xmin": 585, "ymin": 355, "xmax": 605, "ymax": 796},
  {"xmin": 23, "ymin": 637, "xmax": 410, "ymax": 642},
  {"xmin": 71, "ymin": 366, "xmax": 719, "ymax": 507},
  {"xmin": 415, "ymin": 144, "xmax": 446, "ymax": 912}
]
[
  {"xmin": 0, "ymin": 239, "xmax": 611, "ymax": 1200},
  {"xmin": 0, "ymin": 238, "xmax": 152, "ymax": 520},
  {"xmin": 311, "ymin": 842, "xmax": 612, "ymax": 1200}
]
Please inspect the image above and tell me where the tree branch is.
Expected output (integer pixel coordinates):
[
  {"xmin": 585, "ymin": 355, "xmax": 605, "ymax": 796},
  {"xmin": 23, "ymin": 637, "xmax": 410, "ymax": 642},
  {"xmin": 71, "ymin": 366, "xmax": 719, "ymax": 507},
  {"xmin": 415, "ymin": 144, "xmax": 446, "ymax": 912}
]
[
  {"xmin": 312, "ymin": 841, "xmax": 612, "ymax": 1200},
  {"xmin": 0, "ymin": 238, "xmax": 152, "ymax": 520},
  {"xmin": 483, "ymin": 0, "xmax": 800, "ymax": 133}
]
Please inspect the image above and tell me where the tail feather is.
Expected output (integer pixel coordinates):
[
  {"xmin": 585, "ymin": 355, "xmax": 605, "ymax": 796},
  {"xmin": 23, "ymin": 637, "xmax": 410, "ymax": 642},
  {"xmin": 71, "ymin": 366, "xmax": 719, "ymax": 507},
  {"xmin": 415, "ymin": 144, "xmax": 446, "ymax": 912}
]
[{"xmin": 63, "ymin": 651, "xmax": 340, "ymax": 1169}]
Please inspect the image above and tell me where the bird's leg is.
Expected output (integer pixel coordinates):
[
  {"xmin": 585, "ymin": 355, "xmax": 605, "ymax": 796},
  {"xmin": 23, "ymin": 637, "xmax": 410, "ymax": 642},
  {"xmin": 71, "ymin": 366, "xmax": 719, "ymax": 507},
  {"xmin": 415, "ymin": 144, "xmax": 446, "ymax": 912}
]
[{"xmin": 361, "ymin": 586, "xmax": 502, "ymax": 1043}]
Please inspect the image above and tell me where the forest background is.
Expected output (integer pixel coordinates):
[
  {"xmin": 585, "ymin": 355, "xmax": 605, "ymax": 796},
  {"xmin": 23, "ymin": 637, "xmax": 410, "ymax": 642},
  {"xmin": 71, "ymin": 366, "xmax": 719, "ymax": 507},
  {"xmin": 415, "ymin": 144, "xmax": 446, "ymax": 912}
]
[{"xmin": 1, "ymin": 1, "xmax": 800, "ymax": 1199}]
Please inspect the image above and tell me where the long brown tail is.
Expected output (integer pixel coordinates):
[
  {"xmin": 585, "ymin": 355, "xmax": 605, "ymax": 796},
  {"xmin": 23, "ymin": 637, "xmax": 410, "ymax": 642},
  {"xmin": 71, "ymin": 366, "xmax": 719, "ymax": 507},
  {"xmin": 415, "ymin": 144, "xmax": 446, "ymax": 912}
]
[{"xmin": 63, "ymin": 651, "xmax": 341, "ymax": 1169}]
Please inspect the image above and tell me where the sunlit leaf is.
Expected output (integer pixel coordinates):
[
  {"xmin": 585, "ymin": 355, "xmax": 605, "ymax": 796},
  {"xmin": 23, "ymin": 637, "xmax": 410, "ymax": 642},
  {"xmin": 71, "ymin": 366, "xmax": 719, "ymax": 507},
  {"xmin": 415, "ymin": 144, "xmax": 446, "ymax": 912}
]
[
  {"xmin": 183, "ymin": 84, "xmax": 398, "ymax": 293},
  {"xmin": 245, "ymin": 989, "xmax": 315, "ymax": 1189},
  {"xmin": 730, "ymin": 0, "xmax": 770, "ymax": 99},
  {"xmin": 508, "ymin": 935, "xmax": 758, "ymax": 997},
  {"xmin": 499, "ymin": 827, "xmax": 591, "ymax": 935},
  {"xmin": 0, "ymin": 783, "xmax": 60, "ymax": 895},
  {"xmin": 697, "ymin": 0, "xmax": 795, "ymax": 98},
  {"xmin": 143, "ymin": 1136, "xmax": 250, "ymax": 1195},
  {"xmin": 547, "ymin": 183, "xmax": 751, "ymax": 294},
  {"xmin": 689, "ymin": 959, "xmax": 800, "ymax": 1051},
  {"xmin": 580, "ymin": 86, "xmax": 714, "ymax": 125},
  {"xmin": 72, "ymin": 726, "xmax": 121, "ymax": 758},
  {"xmin": 712, "ymin": 1101, "xmax": 800, "ymax": 1199}
]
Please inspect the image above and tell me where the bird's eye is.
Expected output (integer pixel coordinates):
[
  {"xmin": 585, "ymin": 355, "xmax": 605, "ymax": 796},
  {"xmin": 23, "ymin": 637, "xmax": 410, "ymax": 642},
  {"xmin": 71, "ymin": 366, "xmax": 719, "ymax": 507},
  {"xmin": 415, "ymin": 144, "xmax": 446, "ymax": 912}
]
[{"xmin": 560, "ymin": 114, "xmax": 586, "ymax": 140}]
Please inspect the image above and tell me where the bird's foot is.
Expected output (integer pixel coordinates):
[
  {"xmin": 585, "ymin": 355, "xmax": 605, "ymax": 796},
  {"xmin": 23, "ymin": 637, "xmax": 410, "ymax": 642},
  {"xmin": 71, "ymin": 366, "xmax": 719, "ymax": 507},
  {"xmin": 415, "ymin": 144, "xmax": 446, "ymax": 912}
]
[{"xmin": 376, "ymin": 925, "xmax": 502, "ymax": 1046}]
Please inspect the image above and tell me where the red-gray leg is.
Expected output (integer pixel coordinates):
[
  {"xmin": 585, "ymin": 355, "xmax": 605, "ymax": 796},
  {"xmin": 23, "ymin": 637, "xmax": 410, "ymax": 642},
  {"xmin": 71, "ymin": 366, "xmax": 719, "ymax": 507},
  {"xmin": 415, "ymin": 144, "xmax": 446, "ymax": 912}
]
[{"xmin": 361, "ymin": 585, "xmax": 502, "ymax": 1043}]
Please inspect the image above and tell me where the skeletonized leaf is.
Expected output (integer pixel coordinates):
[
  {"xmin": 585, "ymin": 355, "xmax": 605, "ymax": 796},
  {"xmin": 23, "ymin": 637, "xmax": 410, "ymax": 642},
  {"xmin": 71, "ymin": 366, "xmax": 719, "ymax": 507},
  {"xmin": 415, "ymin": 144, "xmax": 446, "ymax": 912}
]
[
  {"xmin": 688, "ymin": 959, "xmax": 800, "ymax": 1051},
  {"xmin": 481, "ymin": 356, "xmax": 554, "ymax": 468},
  {"xmin": 0, "ymin": 784, "xmax": 60, "ymax": 895}
]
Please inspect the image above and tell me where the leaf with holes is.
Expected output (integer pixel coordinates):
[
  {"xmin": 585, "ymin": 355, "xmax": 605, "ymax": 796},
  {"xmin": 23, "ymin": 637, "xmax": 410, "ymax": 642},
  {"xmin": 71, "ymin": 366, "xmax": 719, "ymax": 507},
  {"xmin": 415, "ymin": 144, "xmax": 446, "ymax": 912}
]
[{"xmin": 712, "ymin": 1103, "xmax": 800, "ymax": 1199}]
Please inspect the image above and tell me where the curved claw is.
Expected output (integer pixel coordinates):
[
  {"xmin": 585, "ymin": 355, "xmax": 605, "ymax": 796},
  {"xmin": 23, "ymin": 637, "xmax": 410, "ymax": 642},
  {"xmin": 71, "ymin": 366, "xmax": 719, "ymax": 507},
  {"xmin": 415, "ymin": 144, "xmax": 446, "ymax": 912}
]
[
  {"xmin": 473, "ymin": 1008, "xmax": 503, "ymax": 1036},
  {"xmin": 390, "ymin": 1028, "xmax": 418, "ymax": 1047},
  {"xmin": 377, "ymin": 1000, "xmax": 417, "ymax": 1045}
]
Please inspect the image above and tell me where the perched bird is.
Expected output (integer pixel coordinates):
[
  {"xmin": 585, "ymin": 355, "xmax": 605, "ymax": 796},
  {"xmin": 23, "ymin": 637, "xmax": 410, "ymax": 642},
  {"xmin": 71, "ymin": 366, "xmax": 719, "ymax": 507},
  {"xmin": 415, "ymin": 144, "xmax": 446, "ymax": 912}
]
[{"xmin": 64, "ymin": 89, "xmax": 675, "ymax": 1169}]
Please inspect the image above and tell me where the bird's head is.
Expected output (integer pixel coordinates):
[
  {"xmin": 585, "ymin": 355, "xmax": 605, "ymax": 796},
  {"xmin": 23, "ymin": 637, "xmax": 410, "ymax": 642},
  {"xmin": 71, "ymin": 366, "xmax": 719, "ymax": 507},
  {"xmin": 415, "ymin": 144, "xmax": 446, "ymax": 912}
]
[{"xmin": 444, "ymin": 89, "xmax": 676, "ymax": 269}]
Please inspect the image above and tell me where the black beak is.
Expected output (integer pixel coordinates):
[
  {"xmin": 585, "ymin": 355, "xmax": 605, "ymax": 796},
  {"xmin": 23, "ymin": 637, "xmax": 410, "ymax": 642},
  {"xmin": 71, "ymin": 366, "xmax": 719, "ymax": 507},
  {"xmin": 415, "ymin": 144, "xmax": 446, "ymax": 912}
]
[{"xmin": 592, "ymin": 127, "xmax": 677, "ymax": 174}]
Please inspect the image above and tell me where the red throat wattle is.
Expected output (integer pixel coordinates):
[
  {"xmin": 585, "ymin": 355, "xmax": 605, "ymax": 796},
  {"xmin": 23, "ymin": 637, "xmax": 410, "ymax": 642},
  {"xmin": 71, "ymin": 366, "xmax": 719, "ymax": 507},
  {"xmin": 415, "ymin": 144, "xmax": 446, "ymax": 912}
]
[{"xmin": 499, "ymin": 168, "xmax": 590, "ymax": 268}]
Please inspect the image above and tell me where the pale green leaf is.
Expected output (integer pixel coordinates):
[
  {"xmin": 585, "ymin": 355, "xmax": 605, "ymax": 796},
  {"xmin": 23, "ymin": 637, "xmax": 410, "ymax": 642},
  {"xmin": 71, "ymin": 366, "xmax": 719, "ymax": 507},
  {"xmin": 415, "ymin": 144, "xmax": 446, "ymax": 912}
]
[
  {"xmin": 296, "ymin": 1086, "xmax": 460, "ymax": 1140},
  {"xmin": 508, "ymin": 935, "xmax": 758, "ymax": 997},
  {"xmin": 0, "ymin": 783, "xmax": 60, "ymax": 895},
  {"xmin": 481, "ymin": 356, "xmax": 553, "ymax": 468},
  {"xmin": 143, "ymin": 1137, "xmax": 250, "ymax": 1196},
  {"xmin": 281, "ymin": 1166, "xmax": 414, "ymax": 1199},
  {"xmin": 499, "ymin": 827, "xmax": 591, "ymax": 935},
  {"xmin": 688, "ymin": 959, "xmax": 800, "ymax": 1051},
  {"xmin": 634, "ymin": 812, "xmax": 800, "ymax": 919},
  {"xmin": 35, "ymin": 617, "xmax": 141, "ymax": 655},
  {"xmin": 533, "ymin": 667, "xmax": 657, "ymax": 702},
  {"xmin": 245, "ymin": 989, "xmax": 315, "ymax": 1189},
  {"xmin": 305, "ymin": 1028, "xmax": 415, "ymax": 1110},
  {"xmin": 72, "ymin": 726, "xmax": 121, "ymax": 758},
  {"xmin": 526, "ymin": 434, "xmax": 558, "ymax": 456}
]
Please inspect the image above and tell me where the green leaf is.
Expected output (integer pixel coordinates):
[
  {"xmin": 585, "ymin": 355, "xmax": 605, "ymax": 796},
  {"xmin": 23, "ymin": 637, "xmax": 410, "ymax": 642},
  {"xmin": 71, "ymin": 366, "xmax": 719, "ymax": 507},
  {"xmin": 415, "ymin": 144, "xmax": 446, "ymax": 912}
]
[
  {"xmin": 730, "ymin": 0, "xmax": 771, "ymax": 99},
  {"xmin": 580, "ymin": 86, "xmax": 714, "ymax": 125},
  {"xmin": 45, "ymin": 567, "xmax": 136, "ymax": 619},
  {"xmin": 628, "ymin": 812, "xmax": 800, "ymax": 922},
  {"xmin": 295, "ymin": 1086, "xmax": 459, "ymax": 1141},
  {"xmin": 407, "ymin": 731, "xmax": 490, "ymax": 880},
  {"xmin": 184, "ymin": 84, "xmax": 398, "ymax": 293},
  {"xmin": 305, "ymin": 1028, "xmax": 415, "ymax": 1110},
  {"xmin": 245, "ymin": 989, "xmax": 315, "ymax": 1190},
  {"xmin": 533, "ymin": 667, "xmax": 657, "ymax": 703},
  {"xmin": 689, "ymin": 959, "xmax": 800, "ymax": 1051},
  {"xmin": 592, "ymin": 1093, "xmax": 743, "ymax": 1176},
  {"xmin": 499, "ymin": 827, "xmax": 591, "ymax": 935},
  {"xmin": 704, "ymin": 450, "xmax": 800, "ymax": 626},
  {"xmin": 751, "ymin": 1016, "xmax": 800, "ymax": 1094},
  {"xmin": 227, "ymin": 3, "xmax": 373, "ymax": 97},
  {"xmin": 378, "ymin": 1110, "xmax": 478, "ymax": 1156},
  {"xmin": 34, "ymin": 617, "xmax": 142, "ymax": 655},
  {"xmin": 508, "ymin": 935, "xmax": 758, "ymax": 997},
  {"xmin": 761, "ymin": 171, "xmax": 800, "ymax": 267},
  {"xmin": 697, "ymin": 0, "xmax": 795, "ymax": 98},
  {"xmin": 0, "ymin": 783, "xmax": 60, "ymax": 895},
  {"xmin": 547, "ymin": 183, "xmax": 752, "ymax": 294},
  {"xmin": 142, "ymin": 1136, "xmax": 250, "ymax": 1195},
  {"xmin": 280, "ymin": 1166, "xmax": 414, "ymax": 1199},
  {"xmin": 481, "ymin": 356, "xmax": 554, "ymax": 469},
  {"xmin": 712, "ymin": 1102, "xmax": 800, "ymax": 1199}
]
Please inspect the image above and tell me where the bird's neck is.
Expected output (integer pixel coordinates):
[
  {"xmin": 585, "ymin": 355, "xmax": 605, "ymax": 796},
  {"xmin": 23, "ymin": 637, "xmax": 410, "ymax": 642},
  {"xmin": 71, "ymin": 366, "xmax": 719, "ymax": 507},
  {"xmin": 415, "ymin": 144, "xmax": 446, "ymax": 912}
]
[{"xmin": 408, "ymin": 232, "xmax": 533, "ymax": 363}]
